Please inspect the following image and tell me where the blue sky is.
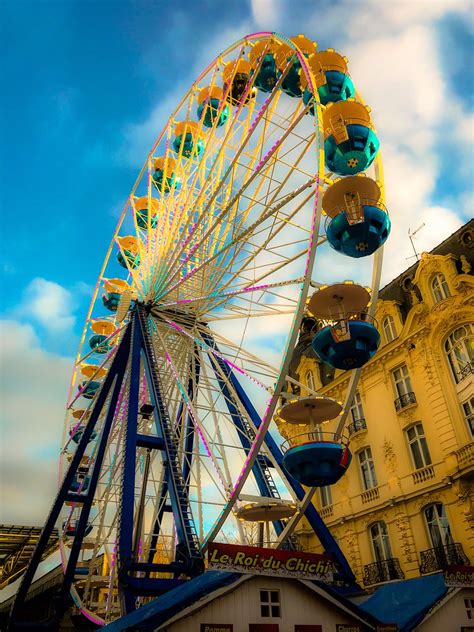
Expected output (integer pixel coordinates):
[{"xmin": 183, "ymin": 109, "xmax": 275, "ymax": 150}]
[{"xmin": 1, "ymin": 0, "xmax": 473, "ymax": 524}]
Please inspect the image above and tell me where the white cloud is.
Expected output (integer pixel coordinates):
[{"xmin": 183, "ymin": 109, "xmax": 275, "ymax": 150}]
[
  {"xmin": 250, "ymin": 0, "xmax": 282, "ymax": 28},
  {"xmin": 123, "ymin": 2, "xmax": 471, "ymax": 294},
  {"xmin": 344, "ymin": 0, "xmax": 471, "ymax": 37},
  {"xmin": 19, "ymin": 277, "xmax": 76, "ymax": 334},
  {"xmin": 334, "ymin": 4, "xmax": 472, "ymax": 284},
  {"xmin": 415, "ymin": 205, "xmax": 464, "ymax": 253},
  {"xmin": 0, "ymin": 320, "xmax": 72, "ymax": 524},
  {"xmin": 347, "ymin": 25, "xmax": 445, "ymax": 150}
]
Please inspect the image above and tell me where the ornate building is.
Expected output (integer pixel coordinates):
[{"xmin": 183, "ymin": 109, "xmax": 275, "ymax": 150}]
[{"xmin": 282, "ymin": 220, "xmax": 474, "ymax": 588}]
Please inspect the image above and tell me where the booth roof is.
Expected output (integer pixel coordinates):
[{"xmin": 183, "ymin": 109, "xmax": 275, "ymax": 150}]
[
  {"xmin": 102, "ymin": 571, "xmax": 243, "ymax": 631},
  {"xmin": 359, "ymin": 572, "xmax": 448, "ymax": 632}
]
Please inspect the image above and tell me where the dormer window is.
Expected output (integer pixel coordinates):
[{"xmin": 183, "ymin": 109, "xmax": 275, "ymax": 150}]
[
  {"xmin": 306, "ymin": 370, "xmax": 315, "ymax": 392},
  {"xmin": 382, "ymin": 315, "xmax": 397, "ymax": 343},
  {"xmin": 431, "ymin": 273, "xmax": 450, "ymax": 303},
  {"xmin": 445, "ymin": 325, "xmax": 473, "ymax": 384}
]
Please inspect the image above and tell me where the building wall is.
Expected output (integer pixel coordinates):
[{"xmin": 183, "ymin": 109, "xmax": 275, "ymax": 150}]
[
  {"xmin": 281, "ymin": 227, "xmax": 474, "ymax": 589},
  {"xmin": 165, "ymin": 576, "xmax": 369, "ymax": 631},
  {"xmin": 416, "ymin": 588, "xmax": 474, "ymax": 631}
]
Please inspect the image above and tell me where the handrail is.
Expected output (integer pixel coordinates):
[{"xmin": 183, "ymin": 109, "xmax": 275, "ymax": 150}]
[
  {"xmin": 281, "ymin": 429, "xmax": 350, "ymax": 453},
  {"xmin": 394, "ymin": 391, "xmax": 417, "ymax": 411},
  {"xmin": 459, "ymin": 361, "xmax": 474, "ymax": 381},
  {"xmin": 324, "ymin": 197, "xmax": 389, "ymax": 229},
  {"xmin": 348, "ymin": 418, "xmax": 367, "ymax": 435},
  {"xmin": 419, "ymin": 543, "xmax": 469, "ymax": 574},
  {"xmin": 317, "ymin": 312, "xmax": 378, "ymax": 329},
  {"xmin": 363, "ymin": 558, "xmax": 404, "ymax": 585}
]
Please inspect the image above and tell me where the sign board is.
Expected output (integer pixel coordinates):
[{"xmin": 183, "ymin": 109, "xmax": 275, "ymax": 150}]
[
  {"xmin": 208, "ymin": 542, "xmax": 333, "ymax": 581},
  {"xmin": 444, "ymin": 565, "xmax": 474, "ymax": 587},
  {"xmin": 200, "ymin": 626, "xmax": 233, "ymax": 632},
  {"xmin": 335, "ymin": 626, "xmax": 361, "ymax": 632}
]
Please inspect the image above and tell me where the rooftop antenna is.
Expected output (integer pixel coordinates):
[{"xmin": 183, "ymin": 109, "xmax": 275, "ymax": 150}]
[{"xmin": 407, "ymin": 223, "xmax": 425, "ymax": 261}]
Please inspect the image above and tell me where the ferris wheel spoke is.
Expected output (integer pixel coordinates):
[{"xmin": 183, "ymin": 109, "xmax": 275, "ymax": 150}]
[
  {"xmin": 196, "ymin": 174, "xmax": 316, "ymax": 303},
  {"xmin": 156, "ymin": 177, "xmax": 315, "ymax": 307},
  {"xmin": 150, "ymin": 112, "xmax": 306, "ymax": 302},
  {"xmin": 196, "ymin": 356, "xmax": 235, "ymax": 486},
  {"xmin": 150, "ymin": 318, "xmax": 230, "ymax": 492},
  {"xmin": 153, "ymin": 101, "xmax": 312, "ymax": 301},
  {"xmin": 160, "ymin": 317, "xmax": 277, "ymax": 392},
  {"xmin": 157, "ymin": 277, "xmax": 303, "ymax": 312},
  {"xmin": 168, "ymin": 129, "xmax": 312, "ymax": 298},
  {"xmin": 203, "ymin": 344, "xmax": 267, "ymax": 453},
  {"xmin": 154, "ymin": 53, "xmax": 299, "ymax": 284},
  {"xmin": 196, "ymin": 323, "xmax": 281, "ymax": 378},
  {"xmin": 196, "ymin": 252, "xmax": 307, "ymax": 322}
]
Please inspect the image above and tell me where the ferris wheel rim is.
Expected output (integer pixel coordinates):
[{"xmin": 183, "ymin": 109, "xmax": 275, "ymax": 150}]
[
  {"xmin": 55, "ymin": 29, "xmax": 390, "ymax": 623},
  {"xmin": 58, "ymin": 32, "xmax": 327, "ymax": 622}
]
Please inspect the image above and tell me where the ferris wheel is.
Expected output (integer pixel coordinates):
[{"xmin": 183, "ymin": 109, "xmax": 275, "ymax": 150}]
[{"xmin": 10, "ymin": 32, "xmax": 390, "ymax": 628}]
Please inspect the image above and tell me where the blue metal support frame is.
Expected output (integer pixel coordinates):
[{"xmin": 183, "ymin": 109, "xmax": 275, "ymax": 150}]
[
  {"xmin": 182, "ymin": 348, "xmax": 200, "ymax": 491},
  {"xmin": 202, "ymin": 333, "xmax": 285, "ymax": 537},
  {"xmin": 110, "ymin": 306, "xmax": 204, "ymax": 608},
  {"xmin": 118, "ymin": 312, "xmax": 142, "ymax": 614},
  {"xmin": 146, "ymin": 346, "xmax": 200, "ymax": 567},
  {"xmin": 136, "ymin": 306, "xmax": 204, "ymax": 576},
  {"xmin": 8, "ymin": 322, "xmax": 133, "ymax": 630},
  {"xmin": 9, "ymin": 304, "xmax": 358, "ymax": 630},
  {"xmin": 202, "ymin": 330, "xmax": 357, "ymax": 585}
]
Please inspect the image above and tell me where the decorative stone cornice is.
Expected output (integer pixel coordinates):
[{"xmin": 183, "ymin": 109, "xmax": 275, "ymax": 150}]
[
  {"xmin": 413, "ymin": 493, "xmax": 443, "ymax": 511},
  {"xmin": 413, "ymin": 252, "xmax": 457, "ymax": 287},
  {"xmin": 460, "ymin": 256, "xmax": 471, "ymax": 274}
]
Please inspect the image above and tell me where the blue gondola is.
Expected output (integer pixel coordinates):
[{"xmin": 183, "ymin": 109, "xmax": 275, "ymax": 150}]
[
  {"xmin": 326, "ymin": 206, "xmax": 391, "ymax": 258},
  {"xmin": 312, "ymin": 320, "xmax": 380, "ymax": 370},
  {"xmin": 69, "ymin": 425, "xmax": 97, "ymax": 444},
  {"xmin": 283, "ymin": 441, "xmax": 352, "ymax": 487},
  {"xmin": 323, "ymin": 101, "xmax": 379, "ymax": 176},
  {"xmin": 69, "ymin": 474, "xmax": 91, "ymax": 494},
  {"xmin": 79, "ymin": 380, "xmax": 101, "ymax": 399}
]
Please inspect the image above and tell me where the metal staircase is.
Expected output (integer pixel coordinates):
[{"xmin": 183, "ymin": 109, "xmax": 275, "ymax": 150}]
[{"xmin": 138, "ymin": 306, "xmax": 203, "ymax": 570}]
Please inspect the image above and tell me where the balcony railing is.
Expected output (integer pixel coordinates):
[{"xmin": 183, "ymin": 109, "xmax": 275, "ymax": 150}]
[
  {"xmin": 456, "ymin": 442, "xmax": 474, "ymax": 471},
  {"xmin": 419, "ymin": 543, "xmax": 470, "ymax": 574},
  {"xmin": 459, "ymin": 361, "xmax": 474, "ymax": 381},
  {"xmin": 394, "ymin": 391, "xmax": 417, "ymax": 412},
  {"xmin": 319, "ymin": 505, "xmax": 334, "ymax": 519},
  {"xmin": 412, "ymin": 465, "xmax": 435, "ymax": 485},
  {"xmin": 361, "ymin": 487, "xmax": 379, "ymax": 504},
  {"xmin": 348, "ymin": 418, "xmax": 367, "ymax": 435},
  {"xmin": 363, "ymin": 558, "xmax": 404, "ymax": 586}
]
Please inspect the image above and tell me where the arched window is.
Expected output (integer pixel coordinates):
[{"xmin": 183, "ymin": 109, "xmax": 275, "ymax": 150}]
[
  {"xmin": 358, "ymin": 447, "xmax": 377, "ymax": 490},
  {"xmin": 306, "ymin": 370, "xmax": 315, "ymax": 392},
  {"xmin": 382, "ymin": 315, "xmax": 397, "ymax": 343},
  {"xmin": 462, "ymin": 397, "xmax": 474, "ymax": 438},
  {"xmin": 350, "ymin": 392, "xmax": 365, "ymax": 424},
  {"xmin": 424, "ymin": 503, "xmax": 454, "ymax": 549},
  {"xmin": 406, "ymin": 423, "xmax": 431, "ymax": 469},
  {"xmin": 431, "ymin": 274, "xmax": 450, "ymax": 302},
  {"xmin": 444, "ymin": 325, "xmax": 473, "ymax": 384},
  {"xmin": 369, "ymin": 522, "xmax": 392, "ymax": 562}
]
